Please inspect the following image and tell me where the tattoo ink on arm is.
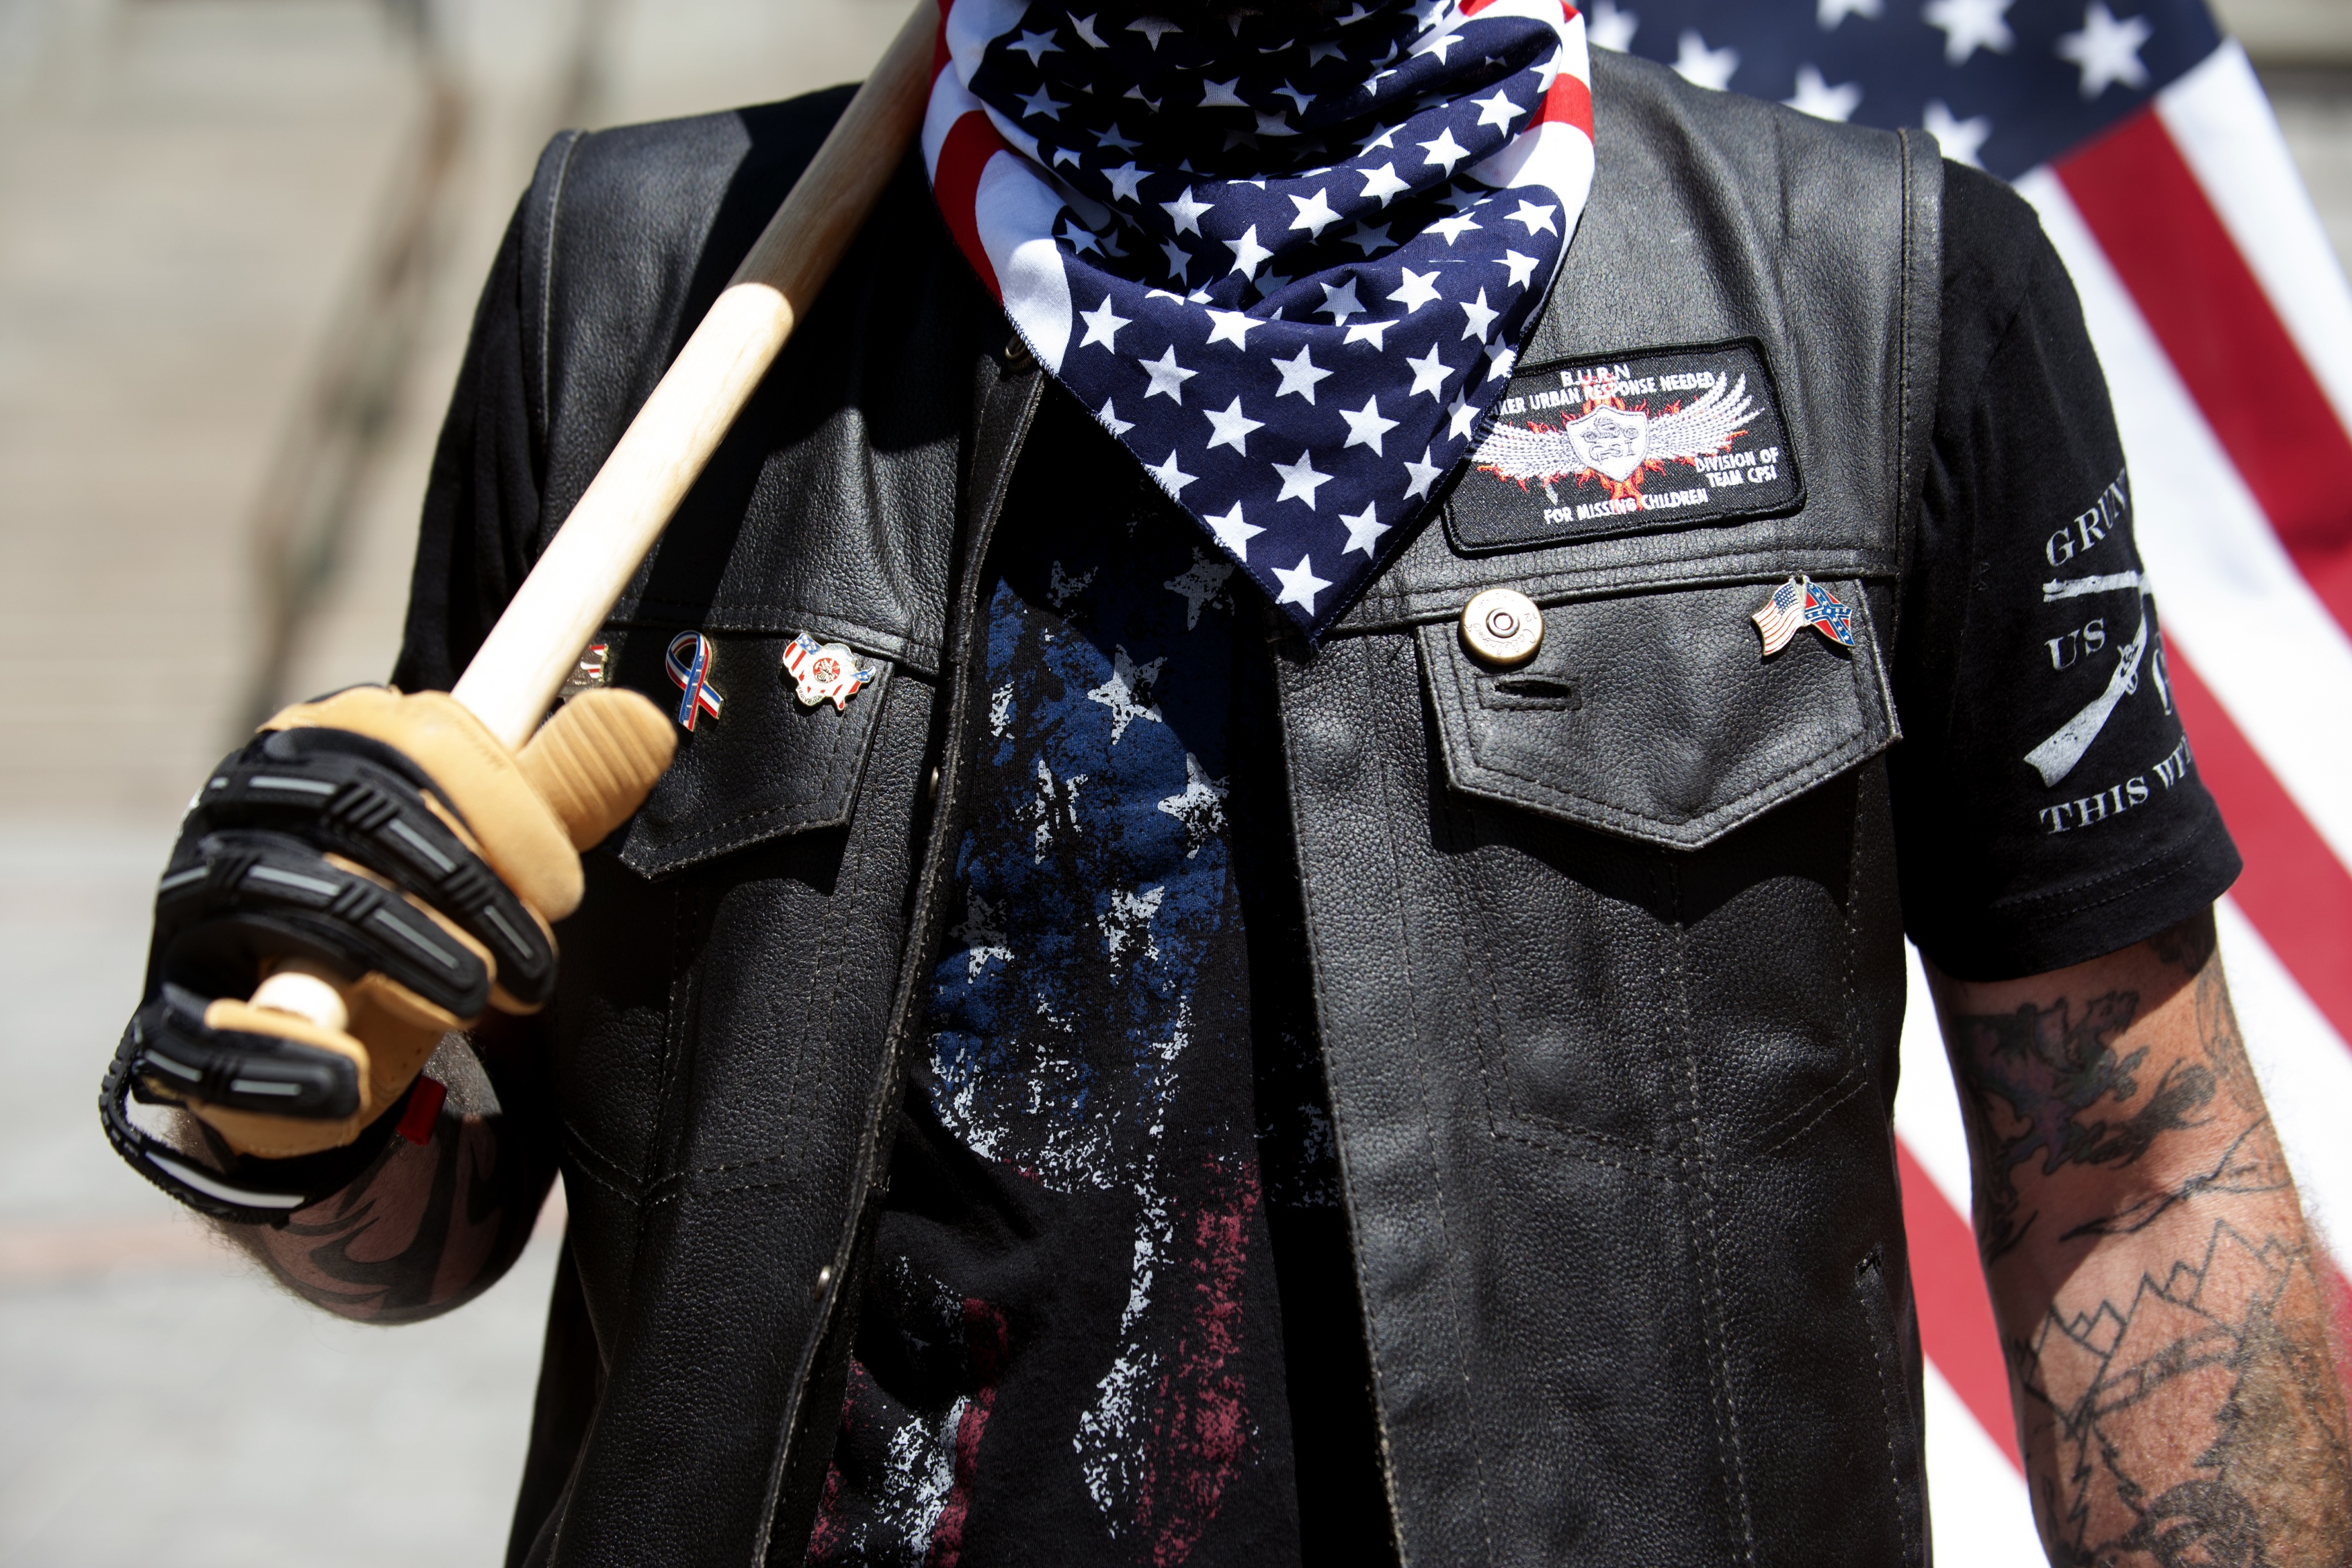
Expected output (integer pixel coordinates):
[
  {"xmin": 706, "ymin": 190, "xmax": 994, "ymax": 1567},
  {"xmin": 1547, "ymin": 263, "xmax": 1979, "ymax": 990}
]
[
  {"xmin": 222, "ymin": 1038, "xmax": 557, "ymax": 1325},
  {"xmin": 1935, "ymin": 911, "xmax": 2352, "ymax": 1567}
]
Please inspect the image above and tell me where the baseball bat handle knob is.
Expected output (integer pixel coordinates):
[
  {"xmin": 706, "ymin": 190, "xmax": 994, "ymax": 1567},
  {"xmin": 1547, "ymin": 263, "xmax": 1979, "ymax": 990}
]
[{"xmin": 251, "ymin": 959, "xmax": 353, "ymax": 1034}]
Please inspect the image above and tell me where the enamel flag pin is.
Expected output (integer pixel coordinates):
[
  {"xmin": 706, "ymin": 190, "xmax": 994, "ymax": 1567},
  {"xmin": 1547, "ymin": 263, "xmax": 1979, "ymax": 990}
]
[
  {"xmin": 666, "ymin": 631, "xmax": 724, "ymax": 730},
  {"xmin": 1752, "ymin": 575, "xmax": 1855, "ymax": 657},
  {"xmin": 558, "ymin": 641, "xmax": 611, "ymax": 704},
  {"xmin": 784, "ymin": 631, "xmax": 878, "ymax": 712}
]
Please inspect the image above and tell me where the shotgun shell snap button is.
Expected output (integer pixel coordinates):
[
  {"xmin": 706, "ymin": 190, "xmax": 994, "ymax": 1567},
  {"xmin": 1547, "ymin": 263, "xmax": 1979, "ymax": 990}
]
[{"xmin": 1462, "ymin": 589, "xmax": 1543, "ymax": 668}]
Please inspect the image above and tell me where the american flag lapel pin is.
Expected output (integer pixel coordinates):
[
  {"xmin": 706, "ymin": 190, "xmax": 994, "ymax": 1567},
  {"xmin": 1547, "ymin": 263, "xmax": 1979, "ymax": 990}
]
[
  {"xmin": 557, "ymin": 640, "xmax": 611, "ymax": 704},
  {"xmin": 783, "ymin": 631, "xmax": 878, "ymax": 713},
  {"xmin": 665, "ymin": 631, "xmax": 724, "ymax": 730},
  {"xmin": 1752, "ymin": 575, "xmax": 1855, "ymax": 658}
]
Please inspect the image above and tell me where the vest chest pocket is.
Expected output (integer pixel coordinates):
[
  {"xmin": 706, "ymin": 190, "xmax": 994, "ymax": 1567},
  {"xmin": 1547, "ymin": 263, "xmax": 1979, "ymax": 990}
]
[
  {"xmin": 573, "ymin": 627, "xmax": 894, "ymax": 877},
  {"xmin": 1417, "ymin": 574, "xmax": 1897, "ymax": 848},
  {"xmin": 1408, "ymin": 572, "xmax": 1899, "ymax": 1156}
]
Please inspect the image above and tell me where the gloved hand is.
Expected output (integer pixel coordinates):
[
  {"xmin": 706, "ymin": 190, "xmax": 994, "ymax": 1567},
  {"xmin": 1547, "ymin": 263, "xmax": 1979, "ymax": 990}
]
[{"xmin": 101, "ymin": 685, "xmax": 673, "ymax": 1221}]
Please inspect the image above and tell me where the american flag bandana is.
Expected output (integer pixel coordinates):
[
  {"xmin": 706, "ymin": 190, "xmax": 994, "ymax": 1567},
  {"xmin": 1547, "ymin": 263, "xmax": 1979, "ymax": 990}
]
[{"xmin": 923, "ymin": 0, "xmax": 1597, "ymax": 640}]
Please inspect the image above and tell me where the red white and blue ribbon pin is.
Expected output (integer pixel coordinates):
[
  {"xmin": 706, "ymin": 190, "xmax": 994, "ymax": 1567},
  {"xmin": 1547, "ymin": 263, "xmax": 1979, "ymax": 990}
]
[
  {"xmin": 1752, "ymin": 575, "xmax": 1855, "ymax": 657},
  {"xmin": 665, "ymin": 631, "xmax": 724, "ymax": 730}
]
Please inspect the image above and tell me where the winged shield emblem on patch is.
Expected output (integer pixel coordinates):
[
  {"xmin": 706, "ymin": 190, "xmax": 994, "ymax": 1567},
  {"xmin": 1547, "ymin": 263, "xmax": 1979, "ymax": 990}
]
[
  {"xmin": 1560, "ymin": 406, "xmax": 1650, "ymax": 482},
  {"xmin": 1474, "ymin": 374, "xmax": 1762, "ymax": 500}
]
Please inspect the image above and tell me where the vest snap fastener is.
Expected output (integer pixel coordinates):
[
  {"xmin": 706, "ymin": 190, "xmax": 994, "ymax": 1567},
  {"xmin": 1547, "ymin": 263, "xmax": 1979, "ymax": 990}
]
[
  {"xmin": 927, "ymin": 765, "xmax": 941, "ymax": 801},
  {"xmin": 1461, "ymin": 589, "xmax": 1543, "ymax": 668},
  {"xmin": 1001, "ymin": 335, "xmax": 1032, "ymax": 367}
]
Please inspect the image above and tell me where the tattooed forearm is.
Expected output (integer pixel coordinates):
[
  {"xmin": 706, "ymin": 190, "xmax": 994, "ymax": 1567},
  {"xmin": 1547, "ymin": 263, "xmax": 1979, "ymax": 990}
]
[
  {"xmin": 1934, "ymin": 911, "xmax": 2351, "ymax": 1567},
  {"xmin": 219, "ymin": 1045, "xmax": 556, "ymax": 1324},
  {"xmin": 2055, "ymin": 1121, "xmax": 2288, "ymax": 1244},
  {"xmin": 241, "ymin": 1108, "xmax": 549, "ymax": 1323},
  {"xmin": 1947, "ymin": 984, "xmax": 2222, "ymax": 1262},
  {"xmin": 2017, "ymin": 1215, "xmax": 2346, "ymax": 1567}
]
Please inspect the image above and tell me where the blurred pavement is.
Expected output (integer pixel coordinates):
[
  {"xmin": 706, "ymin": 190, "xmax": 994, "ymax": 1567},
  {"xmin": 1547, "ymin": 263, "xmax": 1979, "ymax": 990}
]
[
  {"xmin": 0, "ymin": 0, "xmax": 905, "ymax": 1562},
  {"xmin": 0, "ymin": 0, "xmax": 2343, "ymax": 1563}
]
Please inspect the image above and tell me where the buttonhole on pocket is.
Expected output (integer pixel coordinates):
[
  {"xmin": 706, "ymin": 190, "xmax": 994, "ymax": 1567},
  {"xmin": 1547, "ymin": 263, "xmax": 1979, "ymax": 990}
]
[{"xmin": 1477, "ymin": 673, "xmax": 1582, "ymax": 711}]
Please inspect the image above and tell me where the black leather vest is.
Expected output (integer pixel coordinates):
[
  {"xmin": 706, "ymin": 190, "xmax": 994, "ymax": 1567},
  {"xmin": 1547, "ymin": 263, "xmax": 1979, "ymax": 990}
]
[{"xmin": 494, "ymin": 47, "xmax": 1943, "ymax": 1567}]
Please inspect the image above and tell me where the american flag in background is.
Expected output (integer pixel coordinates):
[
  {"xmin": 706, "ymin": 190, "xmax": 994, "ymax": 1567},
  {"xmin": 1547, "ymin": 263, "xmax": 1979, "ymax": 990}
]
[{"xmin": 1597, "ymin": 1, "xmax": 2352, "ymax": 1559}]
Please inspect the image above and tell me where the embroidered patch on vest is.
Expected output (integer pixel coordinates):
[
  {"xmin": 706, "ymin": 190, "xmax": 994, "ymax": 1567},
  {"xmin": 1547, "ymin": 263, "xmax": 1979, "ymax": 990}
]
[{"xmin": 1445, "ymin": 340, "xmax": 1802, "ymax": 554}]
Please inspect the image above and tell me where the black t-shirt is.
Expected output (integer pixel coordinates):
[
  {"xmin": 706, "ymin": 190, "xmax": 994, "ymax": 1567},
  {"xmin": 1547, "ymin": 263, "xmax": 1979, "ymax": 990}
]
[
  {"xmin": 1891, "ymin": 164, "xmax": 2238, "ymax": 979},
  {"xmin": 394, "ymin": 159, "xmax": 2238, "ymax": 1567}
]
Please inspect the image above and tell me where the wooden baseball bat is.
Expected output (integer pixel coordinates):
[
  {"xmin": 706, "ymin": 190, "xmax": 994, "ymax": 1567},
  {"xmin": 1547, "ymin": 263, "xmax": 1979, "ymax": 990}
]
[
  {"xmin": 461, "ymin": 0, "xmax": 939, "ymax": 749},
  {"xmin": 249, "ymin": 0, "xmax": 939, "ymax": 1033}
]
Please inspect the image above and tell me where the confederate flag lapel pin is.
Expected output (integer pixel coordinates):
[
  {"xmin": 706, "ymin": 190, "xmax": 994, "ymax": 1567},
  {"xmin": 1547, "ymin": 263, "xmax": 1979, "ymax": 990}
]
[
  {"xmin": 783, "ymin": 631, "xmax": 878, "ymax": 712},
  {"xmin": 666, "ymin": 631, "xmax": 724, "ymax": 730},
  {"xmin": 1752, "ymin": 575, "xmax": 1855, "ymax": 657}
]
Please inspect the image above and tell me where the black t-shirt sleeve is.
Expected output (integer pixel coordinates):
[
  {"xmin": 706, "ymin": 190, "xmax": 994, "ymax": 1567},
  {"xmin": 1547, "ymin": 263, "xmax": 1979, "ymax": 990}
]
[
  {"xmin": 1889, "ymin": 163, "xmax": 2240, "ymax": 982},
  {"xmin": 390, "ymin": 198, "xmax": 544, "ymax": 696}
]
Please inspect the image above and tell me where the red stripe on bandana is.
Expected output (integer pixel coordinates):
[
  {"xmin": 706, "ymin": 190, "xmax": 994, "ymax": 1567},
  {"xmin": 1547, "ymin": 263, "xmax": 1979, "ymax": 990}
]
[
  {"xmin": 1540, "ymin": 70, "xmax": 1593, "ymax": 134},
  {"xmin": 934, "ymin": 111, "xmax": 1007, "ymax": 299}
]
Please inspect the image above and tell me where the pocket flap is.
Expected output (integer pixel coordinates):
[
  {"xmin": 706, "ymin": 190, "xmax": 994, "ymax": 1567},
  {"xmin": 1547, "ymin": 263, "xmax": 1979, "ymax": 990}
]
[
  {"xmin": 577, "ymin": 627, "xmax": 893, "ymax": 877},
  {"xmin": 1419, "ymin": 578, "xmax": 1896, "ymax": 848}
]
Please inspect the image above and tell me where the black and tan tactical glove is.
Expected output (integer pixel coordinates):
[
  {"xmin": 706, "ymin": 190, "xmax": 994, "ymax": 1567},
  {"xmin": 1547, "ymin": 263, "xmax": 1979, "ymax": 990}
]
[{"xmin": 101, "ymin": 685, "xmax": 673, "ymax": 1222}]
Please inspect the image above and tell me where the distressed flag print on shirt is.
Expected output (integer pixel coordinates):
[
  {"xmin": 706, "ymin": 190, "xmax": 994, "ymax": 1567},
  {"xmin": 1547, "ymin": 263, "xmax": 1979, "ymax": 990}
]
[{"xmin": 923, "ymin": 0, "xmax": 1597, "ymax": 639}]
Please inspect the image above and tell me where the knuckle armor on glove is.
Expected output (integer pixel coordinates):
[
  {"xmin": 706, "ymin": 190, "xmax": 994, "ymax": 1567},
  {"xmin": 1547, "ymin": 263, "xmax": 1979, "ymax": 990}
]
[{"xmin": 101, "ymin": 686, "xmax": 673, "ymax": 1221}]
